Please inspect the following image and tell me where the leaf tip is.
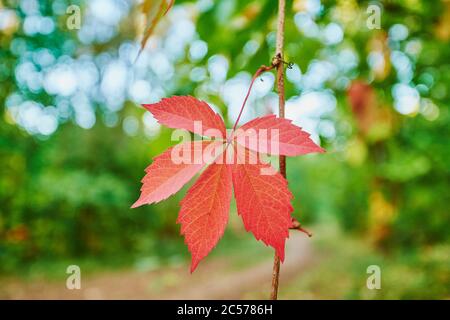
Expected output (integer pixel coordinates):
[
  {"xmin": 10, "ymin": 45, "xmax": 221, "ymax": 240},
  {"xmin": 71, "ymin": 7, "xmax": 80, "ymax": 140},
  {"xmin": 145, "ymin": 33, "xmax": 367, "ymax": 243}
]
[
  {"xmin": 141, "ymin": 103, "xmax": 155, "ymax": 112},
  {"xmin": 317, "ymin": 146, "xmax": 326, "ymax": 153},
  {"xmin": 277, "ymin": 249, "xmax": 286, "ymax": 263},
  {"xmin": 190, "ymin": 259, "xmax": 200, "ymax": 273},
  {"xmin": 130, "ymin": 202, "xmax": 141, "ymax": 209},
  {"xmin": 131, "ymin": 197, "xmax": 146, "ymax": 209}
]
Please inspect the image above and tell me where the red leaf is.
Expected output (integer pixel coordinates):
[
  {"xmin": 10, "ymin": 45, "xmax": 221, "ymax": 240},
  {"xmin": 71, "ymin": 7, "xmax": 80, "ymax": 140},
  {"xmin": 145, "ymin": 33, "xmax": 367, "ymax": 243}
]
[
  {"xmin": 178, "ymin": 163, "xmax": 232, "ymax": 272},
  {"xmin": 134, "ymin": 95, "xmax": 325, "ymax": 271},
  {"xmin": 231, "ymin": 146, "xmax": 293, "ymax": 261},
  {"xmin": 143, "ymin": 96, "xmax": 226, "ymax": 138},
  {"xmin": 131, "ymin": 140, "xmax": 223, "ymax": 208},
  {"xmin": 235, "ymin": 114, "xmax": 325, "ymax": 156}
]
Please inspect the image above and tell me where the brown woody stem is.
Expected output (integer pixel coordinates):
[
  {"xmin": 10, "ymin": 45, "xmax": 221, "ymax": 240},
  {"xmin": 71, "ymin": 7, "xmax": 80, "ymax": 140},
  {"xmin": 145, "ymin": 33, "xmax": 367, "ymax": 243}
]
[
  {"xmin": 270, "ymin": 0, "xmax": 286, "ymax": 301},
  {"xmin": 290, "ymin": 217, "xmax": 313, "ymax": 237}
]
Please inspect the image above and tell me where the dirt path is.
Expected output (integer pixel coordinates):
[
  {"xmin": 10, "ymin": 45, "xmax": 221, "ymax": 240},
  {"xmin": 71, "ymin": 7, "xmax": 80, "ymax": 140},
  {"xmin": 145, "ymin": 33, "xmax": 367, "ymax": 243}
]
[{"xmin": 0, "ymin": 234, "xmax": 313, "ymax": 299}]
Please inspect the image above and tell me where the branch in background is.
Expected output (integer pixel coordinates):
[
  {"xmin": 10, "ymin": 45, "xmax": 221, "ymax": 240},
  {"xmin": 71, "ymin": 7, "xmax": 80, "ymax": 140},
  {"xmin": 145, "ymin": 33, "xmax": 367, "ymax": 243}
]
[{"xmin": 136, "ymin": 0, "xmax": 175, "ymax": 61}]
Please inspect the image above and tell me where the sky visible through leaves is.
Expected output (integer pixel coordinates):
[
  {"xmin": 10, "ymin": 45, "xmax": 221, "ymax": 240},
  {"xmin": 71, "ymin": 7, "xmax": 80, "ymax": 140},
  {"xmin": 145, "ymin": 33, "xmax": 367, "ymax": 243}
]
[{"xmin": 3, "ymin": 0, "xmax": 445, "ymax": 144}]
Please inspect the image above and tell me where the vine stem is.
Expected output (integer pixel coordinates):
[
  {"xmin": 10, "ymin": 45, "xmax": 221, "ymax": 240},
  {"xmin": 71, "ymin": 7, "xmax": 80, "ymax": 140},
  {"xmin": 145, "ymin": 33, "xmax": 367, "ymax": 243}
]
[
  {"xmin": 270, "ymin": 0, "xmax": 286, "ymax": 301},
  {"xmin": 230, "ymin": 64, "xmax": 275, "ymax": 137}
]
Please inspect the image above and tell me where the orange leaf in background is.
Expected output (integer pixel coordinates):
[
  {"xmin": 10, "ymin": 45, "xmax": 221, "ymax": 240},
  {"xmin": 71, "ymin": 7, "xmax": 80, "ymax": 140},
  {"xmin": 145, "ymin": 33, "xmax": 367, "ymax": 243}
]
[
  {"xmin": 435, "ymin": 1, "xmax": 450, "ymax": 41},
  {"xmin": 368, "ymin": 32, "xmax": 391, "ymax": 81},
  {"xmin": 347, "ymin": 80, "xmax": 394, "ymax": 142},
  {"xmin": 347, "ymin": 80, "xmax": 377, "ymax": 135}
]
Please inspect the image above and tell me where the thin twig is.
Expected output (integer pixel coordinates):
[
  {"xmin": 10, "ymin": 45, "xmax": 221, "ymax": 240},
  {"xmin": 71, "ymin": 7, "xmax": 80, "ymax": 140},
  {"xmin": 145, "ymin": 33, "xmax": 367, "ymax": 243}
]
[
  {"xmin": 290, "ymin": 217, "xmax": 313, "ymax": 237},
  {"xmin": 270, "ymin": 0, "xmax": 286, "ymax": 301},
  {"xmin": 231, "ymin": 65, "xmax": 275, "ymax": 135}
]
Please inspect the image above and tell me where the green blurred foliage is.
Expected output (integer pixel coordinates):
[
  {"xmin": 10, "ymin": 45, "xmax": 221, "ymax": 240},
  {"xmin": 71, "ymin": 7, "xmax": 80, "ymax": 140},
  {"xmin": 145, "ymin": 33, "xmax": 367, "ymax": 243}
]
[
  {"xmin": 0, "ymin": 116, "xmax": 187, "ymax": 272},
  {"xmin": 272, "ymin": 226, "xmax": 450, "ymax": 299}
]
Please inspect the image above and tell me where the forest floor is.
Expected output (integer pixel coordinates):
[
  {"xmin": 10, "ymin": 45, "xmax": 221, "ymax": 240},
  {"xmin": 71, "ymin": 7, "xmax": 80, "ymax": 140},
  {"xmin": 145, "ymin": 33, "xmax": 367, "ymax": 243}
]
[
  {"xmin": 0, "ymin": 234, "xmax": 314, "ymax": 299},
  {"xmin": 1, "ymin": 225, "xmax": 448, "ymax": 299}
]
